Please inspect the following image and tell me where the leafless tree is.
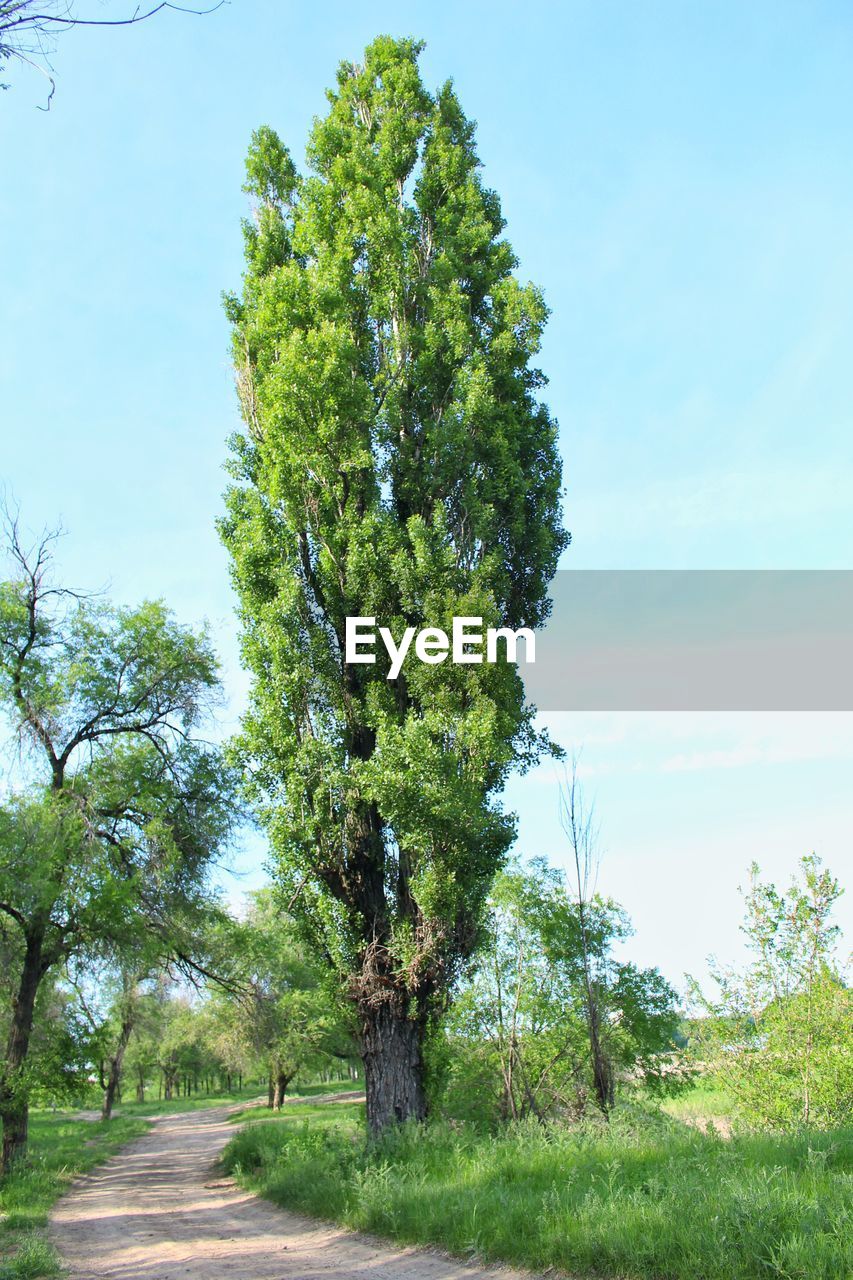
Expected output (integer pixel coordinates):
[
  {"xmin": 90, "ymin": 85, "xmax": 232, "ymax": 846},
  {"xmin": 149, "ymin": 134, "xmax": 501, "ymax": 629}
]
[
  {"xmin": 558, "ymin": 757, "xmax": 615, "ymax": 1113},
  {"xmin": 0, "ymin": 0, "xmax": 225, "ymax": 107}
]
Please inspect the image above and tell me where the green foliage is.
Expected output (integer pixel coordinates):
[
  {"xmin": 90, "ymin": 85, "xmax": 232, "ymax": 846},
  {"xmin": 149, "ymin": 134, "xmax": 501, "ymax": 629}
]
[
  {"xmin": 206, "ymin": 889, "xmax": 353, "ymax": 1098},
  {"xmin": 0, "ymin": 951, "xmax": 92, "ymax": 1109},
  {"xmin": 441, "ymin": 860, "xmax": 688, "ymax": 1123},
  {"xmin": 692, "ymin": 855, "xmax": 852, "ymax": 1131},
  {"xmin": 223, "ymin": 1102, "xmax": 852, "ymax": 1280},
  {"xmin": 0, "ymin": 523, "xmax": 236, "ymax": 1161},
  {"xmin": 221, "ymin": 35, "xmax": 567, "ymax": 1088}
]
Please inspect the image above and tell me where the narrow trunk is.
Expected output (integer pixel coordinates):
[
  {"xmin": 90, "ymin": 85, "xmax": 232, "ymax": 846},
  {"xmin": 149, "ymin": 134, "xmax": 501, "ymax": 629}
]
[
  {"xmin": 362, "ymin": 1003, "xmax": 426, "ymax": 1135},
  {"xmin": 588, "ymin": 994, "xmax": 614, "ymax": 1113},
  {"xmin": 101, "ymin": 1011, "xmax": 135, "ymax": 1121},
  {"xmin": 1, "ymin": 928, "xmax": 45, "ymax": 1172}
]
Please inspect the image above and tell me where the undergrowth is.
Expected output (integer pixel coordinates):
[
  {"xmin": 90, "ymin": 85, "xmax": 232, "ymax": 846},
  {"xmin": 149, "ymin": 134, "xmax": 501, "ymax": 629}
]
[{"xmin": 223, "ymin": 1102, "xmax": 852, "ymax": 1280}]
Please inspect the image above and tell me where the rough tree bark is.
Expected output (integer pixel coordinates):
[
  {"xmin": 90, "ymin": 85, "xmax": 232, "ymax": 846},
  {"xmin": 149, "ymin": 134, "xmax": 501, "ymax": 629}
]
[
  {"xmin": 271, "ymin": 1067, "xmax": 294, "ymax": 1111},
  {"xmin": 361, "ymin": 1003, "xmax": 427, "ymax": 1132},
  {"xmin": 1, "ymin": 925, "xmax": 46, "ymax": 1172}
]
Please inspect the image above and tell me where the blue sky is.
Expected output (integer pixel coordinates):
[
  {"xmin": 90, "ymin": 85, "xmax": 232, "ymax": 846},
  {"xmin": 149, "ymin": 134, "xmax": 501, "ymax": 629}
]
[{"xmin": 1, "ymin": 1, "xmax": 851, "ymax": 988}]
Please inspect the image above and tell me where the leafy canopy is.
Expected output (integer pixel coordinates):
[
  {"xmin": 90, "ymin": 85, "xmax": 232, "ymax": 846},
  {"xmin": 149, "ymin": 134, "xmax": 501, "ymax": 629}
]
[
  {"xmin": 221, "ymin": 36, "xmax": 567, "ymax": 1020},
  {"xmin": 0, "ymin": 521, "xmax": 236, "ymax": 1123}
]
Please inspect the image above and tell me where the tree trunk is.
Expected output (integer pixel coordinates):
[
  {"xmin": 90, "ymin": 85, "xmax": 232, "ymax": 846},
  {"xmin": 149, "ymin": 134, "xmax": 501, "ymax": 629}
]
[
  {"xmin": 362, "ymin": 1003, "xmax": 426, "ymax": 1135},
  {"xmin": 272, "ymin": 1069, "xmax": 292, "ymax": 1110},
  {"xmin": 588, "ymin": 994, "xmax": 614, "ymax": 1113},
  {"xmin": 1, "ymin": 927, "xmax": 45, "ymax": 1172},
  {"xmin": 267, "ymin": 1074, "xmax": 274, "ymax": 1109},
  {"xmin": 101, "ymin": 1010, "xmax": 135, "ymax": 1121}
]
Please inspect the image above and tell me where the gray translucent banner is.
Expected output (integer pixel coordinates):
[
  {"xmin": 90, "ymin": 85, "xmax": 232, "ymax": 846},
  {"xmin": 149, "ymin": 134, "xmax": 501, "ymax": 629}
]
[{"xmin": 521, "ymin": 571, "xmax": 853, "ymax": 711}]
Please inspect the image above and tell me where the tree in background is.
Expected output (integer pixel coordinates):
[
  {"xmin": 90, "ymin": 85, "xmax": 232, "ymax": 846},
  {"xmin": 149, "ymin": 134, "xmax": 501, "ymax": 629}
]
[
  {"xmin": 221, "ymin": 35, "xmax": 567, "ymax": 1134},
  {"xmin": 443, "ymin": 859, "xmax": 685, "ymax": 1125},
  {"xmin": 557, "ymin": 764, "xmax": 614, "ymax": 1112},
  {"xmin": 692, "ymin": 855, "xmax": 851, "ymax": 1130},
  {"xmin": 0, "ymin": 516, "xmax": 235, "ymax": 1168},
  {"xmin": 67, "ymin": 957, "xmax": 150, "ymax": 1121},
  {"xmin": 66, "ymin": 870, "xmax": 237, "ymax": 1120},
  {"xmin": 209, "ymin": 890, "xmax": 351, "ymax": 1109},
  {"xmin": 443, "ymin": 862, "xmax": 586, "ymax": 1124},
  {"xmin": 121, "ymin": 981, "xmax": 181, "ymax": 1103}
]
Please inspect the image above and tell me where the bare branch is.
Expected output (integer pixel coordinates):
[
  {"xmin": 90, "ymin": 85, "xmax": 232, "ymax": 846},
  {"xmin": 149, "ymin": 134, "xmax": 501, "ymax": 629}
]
[{"xmin": 0, "ymin": 0, "xmax": 226, "ymax": 107}]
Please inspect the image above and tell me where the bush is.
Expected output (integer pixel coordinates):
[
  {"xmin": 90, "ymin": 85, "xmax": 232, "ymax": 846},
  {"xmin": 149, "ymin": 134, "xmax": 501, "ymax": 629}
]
[{"xmin": 692, "ymin": 857, "xmax": 852, "ymax": 1132}]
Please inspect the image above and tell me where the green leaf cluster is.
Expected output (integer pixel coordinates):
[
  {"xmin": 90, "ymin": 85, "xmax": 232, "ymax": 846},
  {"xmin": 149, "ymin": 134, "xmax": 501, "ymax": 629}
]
[
  {"xmin": 221, "ymin": 36, "xmax": 567, "ymax": 1023},
  {"xmin": 692, "ymin": 855, "xmax": 851, "ymax": 1130}
]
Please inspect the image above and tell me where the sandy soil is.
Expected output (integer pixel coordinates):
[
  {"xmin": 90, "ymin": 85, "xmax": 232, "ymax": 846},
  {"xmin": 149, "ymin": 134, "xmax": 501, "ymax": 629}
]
[
  {"xmin": 682, "ymin": 1112, "xmax": 733, "ymax": 1138},
  {"xmin": 49, "ymin": 1102, "xmax": 536, "ymax": 1280}
]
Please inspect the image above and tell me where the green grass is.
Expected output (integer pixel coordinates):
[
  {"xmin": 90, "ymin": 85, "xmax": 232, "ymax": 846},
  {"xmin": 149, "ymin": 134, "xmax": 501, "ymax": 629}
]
[
  {"xmin": 114, "ymin": 1081, "xmax": 267, "ymax": 1119},
  {"xmin": 0, "ymin": 1111, "xmax": 149, "ymax": 1280},
  {"xmin": 222, "ymin": 1102, "xmax": 852, "ymax": 1280},
  {"xmin": 662, "ymin": 1078, "xmax": 735, "ymax": 1128},
  {"xmin": 105, "ymin": 1075, "xmax": 361, "ymax": 1122},
  {"xmin": 282, "ymin": 1079, "xmax": 363, "ymax": 1099},
  {"xmin": 226, "ymin": 1081, "xmax": 363, "ymax": 1127}
]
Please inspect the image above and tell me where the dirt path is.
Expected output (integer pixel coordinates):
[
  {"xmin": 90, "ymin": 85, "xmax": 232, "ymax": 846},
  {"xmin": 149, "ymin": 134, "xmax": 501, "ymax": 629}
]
[{"xmin": 50, "ymin": 1103, "xmax": 535, "ymax": 1280}]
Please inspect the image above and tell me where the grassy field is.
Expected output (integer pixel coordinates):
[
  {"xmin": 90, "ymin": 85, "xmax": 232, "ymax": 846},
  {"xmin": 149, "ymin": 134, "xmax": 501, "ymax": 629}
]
[
  {"xmin": 0, "ymin": 1111, "xmax": 149, "ymax": 1280},
  {"xmin": 222, "ymin": 1097, "xmax": 852, "ymax": 1280},
  {"xmin": 661, "ymin": 1080, "xmax": 737, "ymax": 1135}
]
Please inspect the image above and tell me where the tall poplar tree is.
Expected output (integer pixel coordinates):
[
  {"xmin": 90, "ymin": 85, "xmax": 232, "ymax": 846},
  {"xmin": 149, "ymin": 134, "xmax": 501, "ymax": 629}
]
[{"xmin": 221, "ymin": 35, "xmax": 567, "ymax": 1133}]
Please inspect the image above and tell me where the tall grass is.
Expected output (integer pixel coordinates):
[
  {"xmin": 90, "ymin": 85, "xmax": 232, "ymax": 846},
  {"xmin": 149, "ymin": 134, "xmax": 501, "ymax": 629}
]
[{"xmin": 223, "ymin": 1103, "xmax": 852, "ymax": 1280}]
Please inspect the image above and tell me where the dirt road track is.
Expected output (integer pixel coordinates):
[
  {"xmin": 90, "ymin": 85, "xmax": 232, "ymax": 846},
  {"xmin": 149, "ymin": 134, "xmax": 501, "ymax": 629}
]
[{"xmin": 50, "ymin": 1104, "xmax": 534, "ymax": 1280}]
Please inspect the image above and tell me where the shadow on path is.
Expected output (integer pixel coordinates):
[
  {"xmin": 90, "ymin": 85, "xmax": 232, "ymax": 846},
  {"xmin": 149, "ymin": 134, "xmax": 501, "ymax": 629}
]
[{"xmin": 50, "ymin": 1103, "xmax": 535, "ymax": 1280}]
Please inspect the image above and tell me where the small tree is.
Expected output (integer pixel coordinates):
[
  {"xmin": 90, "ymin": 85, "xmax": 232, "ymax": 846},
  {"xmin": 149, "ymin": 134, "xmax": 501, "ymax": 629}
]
[
  {"xmin": 210, "ymin": 890, "xmax": 347, "ymax": 1108},
  {"xmin": 67, "ymin": 880, "xmax": 237, "ymax": 1119},
  {"xmin": 221, "ymin": 35, "xmax": 567, "ymax": 1135},
  {"xmin": 122, "ymin": 984, "xmax": 171, "ymax": 1103},
  {"xmin": 443, "ymin": 859, "xmax": 686, "ymax": 1124},
  {"xmin": 0, "ymin": 517, "xmax": 234, "ymax": 1167},
  {"xmin": 444, "ymin": 861, "xmax": 589, "ymax": 1123},
  {"xmin": 558, "ymin": 765, "xmax": 613, "ymax": 1112},
  {"xmin": 692, "ymin": 855, "xmax": 851, "ymax": 1130}
]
